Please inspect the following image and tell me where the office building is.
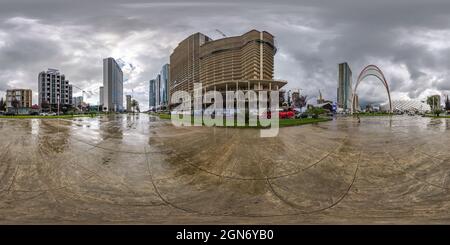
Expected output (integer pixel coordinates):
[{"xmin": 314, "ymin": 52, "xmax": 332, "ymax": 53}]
[
  {"xmin": 353, "ymin": 94, "xmax": 360, "ymax": 112},
  {"xmin": 337, "ymin": 62, "xmax": 353, "ymax": 110},
  {"xmin": 6, "ymin": 89, "xmax": 32, "ymax": 113},
  {"xmin": 155, "ymin": 74, "xmax": 161, "ymax": 107},
  {"xmin": 38, "ymin": 68, "xmax": 73, "ymax": 111},
  {"xmin": 199, "ymin": 30, "xmax": 285, "ymax": 91},
  {"xmin": 169, "ymin": 32, "xmax": 212, "ymax": 96},
  {"xmin": 126, "ymin": 95, "xmax": 132, "ymax": 112},
  {"xmin": 103, "ymin": 57, "xmax": 123, "ymax": 112},
  {"xmin": 160, "ymin": 64, "xmax": 169, "ymax": 106},
  {"xmin": 169, "ymin": 30, "xmax": 287, "ymax": 105},
  {"xmin": 99, "ymin": 86, "xmax": 104, "ymax": 106},
  {"xmin": 149, "ymin": 79, "xmax": 156, "ymax": 109}
]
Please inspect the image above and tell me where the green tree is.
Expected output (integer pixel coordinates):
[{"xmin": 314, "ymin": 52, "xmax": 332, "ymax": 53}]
[
  {"xmin": 0, "ymin": 97, "xmax": 6, "ymax": 111},
  {"xmin": 427, "ymin": 95, "xmax": 441, "ymax": 110},
  {"xmin": 307, "ymin": 107, "xmax": 326, "ymax": 119},
  {"xmin": 433, "ymin": 108, "xmax": 443, "ymax": 117},
  {"xmin": 130, "ymin": 99, "xmax": 139, "ymax": 113}
]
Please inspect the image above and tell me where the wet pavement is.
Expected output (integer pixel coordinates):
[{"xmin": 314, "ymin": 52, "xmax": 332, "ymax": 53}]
[{"xmin": 1, "ymin": 114, "xmax": 450, "ymax": 224}]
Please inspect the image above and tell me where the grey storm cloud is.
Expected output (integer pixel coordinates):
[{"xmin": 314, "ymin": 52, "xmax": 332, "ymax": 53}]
[{"xmin": 1, "ymin": 0, "xmax": 450, "ymax": 108}]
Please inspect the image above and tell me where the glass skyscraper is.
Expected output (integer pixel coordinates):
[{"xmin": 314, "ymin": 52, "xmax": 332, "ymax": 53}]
[
  {"xmin": 103, "ymin": 57, "xmax": 123, "ymax": 112},
  {"xmin": 337, "ymin": 62, "xmax": 353, "ymax": 110},
  {"xmin": 160, "ymin": 64, "xmax": 169, "ymax": 106},
  {"xmin": 155, "ymin": 74, "xmax": 161, "ymax": 107},
  {"xmin": 149, "ymin": 79, "xmax": 156, "ymax": 109}
]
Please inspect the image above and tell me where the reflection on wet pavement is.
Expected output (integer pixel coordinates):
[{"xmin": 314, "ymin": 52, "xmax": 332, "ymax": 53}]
[{"xmin": 1, "ymin": 115, "xmax": 450, "ymax": 224}]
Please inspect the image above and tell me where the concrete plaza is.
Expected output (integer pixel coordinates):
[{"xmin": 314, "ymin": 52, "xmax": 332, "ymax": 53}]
[{"xmin": 0, "ymin": 115, "xmax": 450, "ymax": 224}]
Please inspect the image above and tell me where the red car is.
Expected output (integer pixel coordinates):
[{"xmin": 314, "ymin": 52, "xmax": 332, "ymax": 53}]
[{"xmin": 262, "ymin": 109, "xmax": 294, "ymax": 119}]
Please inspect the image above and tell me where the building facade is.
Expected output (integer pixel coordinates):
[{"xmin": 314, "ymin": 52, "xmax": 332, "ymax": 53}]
[
  {"xmin": 6, "ymin": 89, "xmax": 32, "ymax": 113},
  {"xmin": 381, "ymin": 100, "xmax": 431, "ymax": 113},
  {"xmin": 337, "ymin": 62, "xmax": 353, "ymax": 110},
  {"xmin": 160, "ymin": 64, "xmax": 169, "ymax": 107},
  {"xmin": 149, "ymin": 79, "xmax": 156, "ymax": 109},
  {"xmin": 126, "ymin": 95, "xmax": 132, "ymax": 112},
  {"xmin": 353, "ymin": 94, "xmax": 360, "ymax": 112},
  {"xmin": 103, "ymin": 57, "xmax": 123, "ymax": 112},
  {"xmin": 169, "ymin": 33, "xmax": 212, "ymax": 97},
  {"xmin": 199, "ymin": 30, "xmax": 283, "ymax": 91},
  {"xmin": 155, "ymin": 74, "xmax": 161, "ymax": 107},
  {"xmin": 169, "ymin": 30, "xmax": 287, "ymax": 106},
  {"xmin": 38, "ymin": 68, "xmax": 73, "ymax": 111},
  {"xmin": 99, "ymin": 86, "xmax": 104, "ymax": 106}
]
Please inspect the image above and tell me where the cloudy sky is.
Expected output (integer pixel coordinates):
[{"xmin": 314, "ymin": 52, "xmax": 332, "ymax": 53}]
[{"xmin": 1, "ymin": 0, "xmax": 450, "ymax": 109}]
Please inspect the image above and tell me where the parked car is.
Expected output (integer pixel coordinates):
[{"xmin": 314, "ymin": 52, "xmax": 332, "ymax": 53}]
[
  {"xmin": 29, "ymin": 111, "xmax": 39, "ymax": 116},
  {"xmin": 262, "ymin": 108, "xmax": 295, "ymax": 119}
]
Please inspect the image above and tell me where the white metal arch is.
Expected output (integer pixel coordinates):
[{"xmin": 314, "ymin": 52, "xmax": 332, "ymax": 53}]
[{"xmin": 352, "ymin": 65, "xmax": 392, "ymax": 114}]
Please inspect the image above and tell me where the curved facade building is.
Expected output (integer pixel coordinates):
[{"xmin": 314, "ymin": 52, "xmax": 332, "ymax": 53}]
[
  {"xmin": 170, "ymin": 33, "xmax": 212, "ymax": 97},
  {"xmin": 169, "ymin": 30, "xmax": 287, "ymax": 105},
  {"xmin": 199, "ymin": 30, "xmax": 281, "ymax": 91},
  {"xmin": 381, "ymin": 100, "xmax": 431, "ymax": 113}
]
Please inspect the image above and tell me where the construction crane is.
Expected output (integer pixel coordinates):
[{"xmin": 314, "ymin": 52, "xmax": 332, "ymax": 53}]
[
  {"xmin": 71, "ymin": 84, "xmax": 99, "ymax": 99},
  {"xmin": 71, "ymin": 84, "xmax": 87, "ymax": 97},
  {"xmin": 215, "ymin": 29, "xmax": 227, "ymax": 38}
]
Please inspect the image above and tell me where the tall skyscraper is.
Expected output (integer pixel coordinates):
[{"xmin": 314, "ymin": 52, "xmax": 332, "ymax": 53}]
[
  {"xmin": 149, "ymin": 79, "xmax": 156, "ymax": 109},
  {"xmin": 169, "ymin": 30, "xmax": 287, "ymax": 106},
  {"xmin": 160, "ymin": 64, "xmax": 169, "ymax": 106},
  {"xmin": 337, "ymin": 62, "xmax": 353, "ymax": 110},
  {"xmin": 38, "ymin": 68, "xmax": 73, "ymax": 111},
  {"xmin": 99, "ymin": 86, "xmax": 104, "ymax": 106},
  {"xmin": 155, "ymin": 74, "xmax": 161, "ymax": 107},
  {"xmin": 353, "ymin": 94, "xmax": 360, "ymax": 112},
  {"xmin": 103, "ymin": 57, "xmax": 123, "ymax": 112},
  {"xmin": 199, "ymin": 30, "xmax": 278, "ymax": 87},
  {"xmin": 126, "ymin": 95, "xmax": 132, "ymax": 112},
  {"xmin": 169, "ymin": 32, "xmax": 212, "ymax": 97}
]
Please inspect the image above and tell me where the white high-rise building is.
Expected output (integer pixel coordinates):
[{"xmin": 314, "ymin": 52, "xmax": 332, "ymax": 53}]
[
  {"xmin": 99, "ymin": 86, "xmax": 104, "ymax": 107},
  {"xmin": 126, "ymin": 95, "xmax": 132, "ymax": 112},
  {"xmin": 337, "ymin": 62, "xmax": 353, "ymax": 110},
  {"xmin": 103, "ymin": 58, "xmax": 123, "ymax": 112}
]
